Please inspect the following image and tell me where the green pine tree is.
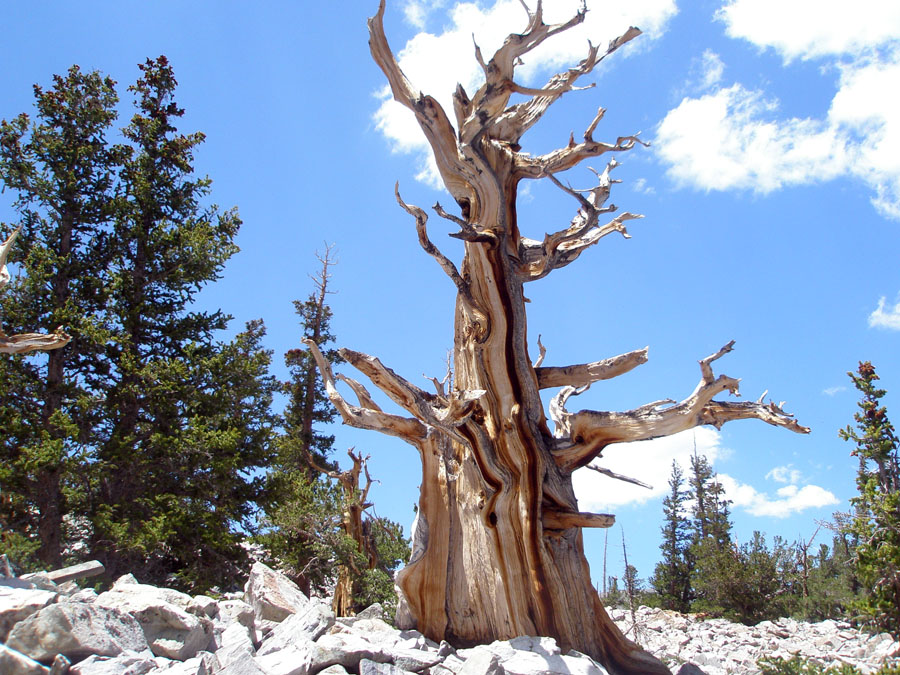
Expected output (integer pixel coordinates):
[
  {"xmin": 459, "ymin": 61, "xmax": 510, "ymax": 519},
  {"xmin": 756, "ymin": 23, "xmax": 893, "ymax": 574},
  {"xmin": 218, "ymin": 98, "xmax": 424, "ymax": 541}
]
[
  {"xmin": 651, "ymin": 460, "xmax": 692, "ymax": 612},
  {"xmin": 0, "ymin": 66, "xmax": 121, "ymax": 569},
  {"xmin": 840, "ymin": 361, "xmax": 900, "ymax": 636},
  {"xmin": 88, "ymin": 56, "xmax": 275, "ymax": 590}
]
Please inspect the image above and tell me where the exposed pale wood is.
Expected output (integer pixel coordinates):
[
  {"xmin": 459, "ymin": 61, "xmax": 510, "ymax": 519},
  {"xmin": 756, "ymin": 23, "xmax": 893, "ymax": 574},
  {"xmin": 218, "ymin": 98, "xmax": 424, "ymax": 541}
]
[
  {"xmin": 45, "ymin": 560, "xmax": 105, "ymax": 583},
  {"xmin": 0, "ymin": 227, "xmax": 71, "ymax": 354},
  {"xmin": 536, "ymin": 347, "xmax": 649, "ymax": 389},
  {"xmin": 551, "ymin": 342, "xmax": 810, "ymax": 471},
  {"xmin": 543, "ymin": 510, "xmax": 615, "ymax": 530},
  {"xmin": 585, "ymin": 463, "xmax": 653, "ymax": 490}
]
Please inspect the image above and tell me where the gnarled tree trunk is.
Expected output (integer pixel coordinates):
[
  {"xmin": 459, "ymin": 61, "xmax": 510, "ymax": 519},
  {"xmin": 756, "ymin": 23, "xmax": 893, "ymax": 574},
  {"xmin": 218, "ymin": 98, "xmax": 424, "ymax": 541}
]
[{"xmin": 306, "ymin": 3, "xmax": 810, "ymax": 672}]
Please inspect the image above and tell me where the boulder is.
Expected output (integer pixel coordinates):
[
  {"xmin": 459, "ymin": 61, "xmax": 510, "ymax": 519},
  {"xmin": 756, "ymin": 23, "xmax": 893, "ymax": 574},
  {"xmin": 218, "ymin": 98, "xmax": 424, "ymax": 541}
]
[
  {"xmin": 68, "ymin": 649, "xmax": 157, "ymax": 674},
  {"xmin": 96, "ymin": 584, "xmax": 213, "ymax": 661},
  {"xmin": 213, "ymin": 621, "xmax": 256, "ymax": 670},
  {"xmin": 456, "ymin": 648, "xmax": 502, "ymax": 675},
  {"xmin": 310, "ymin": 633, "xmax": 392, "ymax": 672},
  {"xmin": 256, "ymin": 603, "xmax": 336, "ymax": 659},
  {"xmin": 6, "ymin": 602, "xmax": 149, "ymax": 664},
  {"xmin": 0, "ymin": 643, "xmax": 50, "ymax": 675},
  {"xmin": 359, "ymin": 658, "xmax": 417, "ymax": 675},
  {"xmin": 157, "ymin": 651, "xmax": 220, "ymax": 675},
  {"xmin": 254, "ymin": 643, "xmax": 314, "ymax": 675},
  {"xmin": 216, "ymin": 652, "xmax": 268, "ymax": 675},
  {"xmin": 0, "ymin": 585, "xmax": 58, "ymax": 641},
  {"xmin": 243, "ymin": 562, "xmax": 309, "ymax": 623}
]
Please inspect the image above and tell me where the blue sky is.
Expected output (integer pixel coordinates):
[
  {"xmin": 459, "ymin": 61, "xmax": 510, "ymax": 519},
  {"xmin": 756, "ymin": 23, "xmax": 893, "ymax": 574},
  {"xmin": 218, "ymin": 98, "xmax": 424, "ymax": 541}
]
[{"xmin": 2, "ymin": 1, "xmax": 899, "ymax": 588}]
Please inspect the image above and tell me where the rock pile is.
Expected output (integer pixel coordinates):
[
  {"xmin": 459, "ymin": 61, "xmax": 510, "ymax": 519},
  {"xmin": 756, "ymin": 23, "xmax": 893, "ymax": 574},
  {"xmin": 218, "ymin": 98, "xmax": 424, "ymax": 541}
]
[
  {"xmin": 2, "ymin": 560, "xmax": 898, "ymax": 675},
  {"xmin": 1, "ymin": 561, "xmax": 618, "ymax": 675},
  {"xmin": 609, "ymin": 606, "xmax": 900, "ymax": 674}
]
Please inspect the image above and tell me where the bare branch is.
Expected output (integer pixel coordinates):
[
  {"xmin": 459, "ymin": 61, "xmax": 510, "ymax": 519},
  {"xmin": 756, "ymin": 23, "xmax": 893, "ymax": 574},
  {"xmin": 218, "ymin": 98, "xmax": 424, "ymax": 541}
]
[
  {"xmin": 584, "ymin": 463, "xmax": 652, "ymax": 490},
  {"xmin": 533, "ymin": 334, "xmax": 547, "ymax": 368},
  {"xmin": 396, "ymin": 185, "xmax": 468, "ymax": 296},
  {"xmin": 337, "ymin": 373, "xmax": 383, "ymax": 412},
  {"xmin": 516, "ymin": 132, "xmax": 649, "ymax": 179},
  {"xmin": 304, "ymin": 338, "xmax": 426, "ymax": 442},
  {"xmin": 537, "ymin": 347, "xmax": 649, "ymax": 389},
  {"xmin": 551, "ymin": 342, "xmax": 810, "ymax": 471},
  {"xmin": 543, "ymin": 509, "xmax": 615, "ymax": 530},
  {"xmin": 491, "ymin": 26, "xmax": 642, "ymax": 144},
  {"xmin": 0, "ymin": 328, "xmax": 72, "ymax": 355},
  {"xmin": 518, "ymin": 160, "xmax": 641, "ymax": 281},
  {"xmin": 1, "ymin": 227, "xmax": 72, "ymax": 354},
  {"xmin": 368, "ymin": 1, "xmax": 483, "ymax": 213}
]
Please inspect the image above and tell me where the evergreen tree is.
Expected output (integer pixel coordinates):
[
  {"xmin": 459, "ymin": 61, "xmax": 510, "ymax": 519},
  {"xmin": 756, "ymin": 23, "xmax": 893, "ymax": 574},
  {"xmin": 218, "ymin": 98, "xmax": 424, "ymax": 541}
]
[
  {"xmin": 262, "ymin": 251, "xmax": 410, "ymax": 613},
  {"xmin": 651, "ymin": 461, "xmax": 692, "ymax": 611},
  {"xmin": 687, "ymin": 450, "xmax": 735, "ymax": 615},
  {"xmin": 262, "ymin": 248, "xmax": 343, "ymax": 594},
  {"xmin": 0, "ymin": 66, "xmax": 121, "ymax": 569},
  {"xmin": 86, "ymin": 56, "xmax": 274, "ymax": 590},
  {"xmin": 0, "ymin": 58, "xmax": 277, "ymax": 589},
  {"xmin": 840, "ymin": 361, "xmax": 900, "ymax": 636}
]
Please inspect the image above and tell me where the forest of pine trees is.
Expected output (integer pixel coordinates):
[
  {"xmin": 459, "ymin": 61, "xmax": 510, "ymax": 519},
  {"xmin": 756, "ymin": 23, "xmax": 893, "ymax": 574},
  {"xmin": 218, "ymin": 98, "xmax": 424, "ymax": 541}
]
[{"xmin": 1, "ymin": 56, "xmax": 898, "ymax": 638}]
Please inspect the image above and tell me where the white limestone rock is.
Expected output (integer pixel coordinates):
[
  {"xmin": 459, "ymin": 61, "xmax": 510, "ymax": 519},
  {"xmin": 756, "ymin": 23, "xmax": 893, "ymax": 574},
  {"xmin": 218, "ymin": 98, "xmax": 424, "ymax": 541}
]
[
  {"xmin": 359, "ymin": 658, "xmax": 418, "ymax": 675},
  {"xmin": 95, "ymin": 585, "xmax": 213, "ymax": 661},
  {"xmin": 456, "ymin": 648, "xmax": 502, "ymax": 675},
  {"xmin": 243, "ymin": 562, "xmax": 309, "ymax": 623},
  {"xmin": 0, "ymin": 585, "xmax": 58, "ymax": 641},
  {"xmin": 68, "ymin": 649, "xmax": 157, "ymax": 674},
  {"xmin": 6, "ymin": 602, "xmax": 149, "ymax": 664},
  {"xmin": 0, "ymin": 643, "xmax": 50, "ymax": 675},
  {"xmin": 310, "ymin": 632, "xmax": 392, "ymax": 672},
  {"xmin": 254, "ymin": 643, "xmax": 314, "ymax": 675},
  {"xmin": 213, "ymin": 621, "xmax": 257, "ymax": 670}
]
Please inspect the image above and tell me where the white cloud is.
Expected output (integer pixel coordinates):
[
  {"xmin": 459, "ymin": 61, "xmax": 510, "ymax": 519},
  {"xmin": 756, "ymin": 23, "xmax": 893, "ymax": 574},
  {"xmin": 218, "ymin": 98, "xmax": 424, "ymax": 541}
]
[
  {"xmin": 573, "ymin": 427, "xmax": 721, "ymax": 510},
  {"xmin": 699, "ymin": 50, "xmax": 724, "ymax": 90},
  {"xmin": 869, "ymin": 295, "xmax": 900, "ymax": 330},
  {"xmin": 632, "ymin": 177, "xmax": 655, "ymax": 195},
  {"xmin": 374, "ymin": 0, "xmax": 678, "ymax": 187},
  {"xmin": 656, "ymin": 84, "xmax": 847, "ymax": 193},
  {"xmin": 822, "ymin": 386, "xmax": 847, "ymax": 396},
  {"xmin": 765, "ymin": 464, "xmax": 802, "ymax": 484},
  {"xmin": 655, "ymin": 47, "xmax": 900, "ymax": 218},
  {"xmin": 717, "ymin": 0, "xmax": 900, "ymax": 62},
  {"xmin": 718, "ymin": 474, "xmax": 840, "ymax": 518}
]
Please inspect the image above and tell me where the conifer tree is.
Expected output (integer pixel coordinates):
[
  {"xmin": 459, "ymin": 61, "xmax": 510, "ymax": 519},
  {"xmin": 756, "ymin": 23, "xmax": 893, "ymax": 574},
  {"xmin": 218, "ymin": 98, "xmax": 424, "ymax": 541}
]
[
  {"xmin": 263, "ymin": 250, "xmax": 410, "ymax": 611},
  {"xmin": 0, "ymin": 66, "xmax": 121, "ymax": 568},
  {"xmin": 87, "ymin": 56, "xmax": 275, "ymax": 589},
  {"xmin": 840, "ymin": 361, "xmax": 900, "ymax": 635},
  {"xmin": 651, "ymin": 461, "xmax": 692, "ymax": 611}
]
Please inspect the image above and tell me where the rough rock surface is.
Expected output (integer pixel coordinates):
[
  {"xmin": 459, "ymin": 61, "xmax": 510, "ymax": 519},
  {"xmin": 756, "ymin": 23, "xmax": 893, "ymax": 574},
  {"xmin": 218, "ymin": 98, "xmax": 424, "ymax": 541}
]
[
  {"xmin": 3, "ymin": 562, "xmax": 900, "ymax": 675},
  {"xmin": 6, "ymin": 602, "xmax": 149, "ymax": 664},
  {"xmin": 610, "ymin": 606, "xmax": 900, "ymax": 674}
]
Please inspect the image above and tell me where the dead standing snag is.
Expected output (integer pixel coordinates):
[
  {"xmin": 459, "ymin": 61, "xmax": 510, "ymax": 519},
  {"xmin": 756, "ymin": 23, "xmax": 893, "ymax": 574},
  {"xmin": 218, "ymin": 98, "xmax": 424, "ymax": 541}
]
[{"xmin": 307, "ymin": 2, "xmax": 810, "ymax": 672}]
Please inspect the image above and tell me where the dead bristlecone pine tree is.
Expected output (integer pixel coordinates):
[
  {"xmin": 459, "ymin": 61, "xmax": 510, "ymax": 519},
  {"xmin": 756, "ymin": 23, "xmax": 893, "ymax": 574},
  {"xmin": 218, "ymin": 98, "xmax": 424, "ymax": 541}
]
[{"xmin": 306, "ymin": 2, "xmax": 811, "ymax": 673}]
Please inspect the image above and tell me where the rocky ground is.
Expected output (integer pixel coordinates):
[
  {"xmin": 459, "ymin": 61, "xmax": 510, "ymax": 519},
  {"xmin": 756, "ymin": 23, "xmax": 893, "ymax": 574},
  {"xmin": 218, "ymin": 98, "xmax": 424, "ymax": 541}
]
[{"xmin": 1, "ymin": 560, "xmax": 898, "ymax": 675}]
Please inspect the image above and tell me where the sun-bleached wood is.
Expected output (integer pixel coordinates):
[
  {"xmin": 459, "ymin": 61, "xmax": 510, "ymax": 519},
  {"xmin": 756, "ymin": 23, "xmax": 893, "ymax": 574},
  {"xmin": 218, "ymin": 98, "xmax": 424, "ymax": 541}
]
[
  {"xmin": 0, "ymin": 227, "xmax": 71, "ymax": 354},
  {"xmin": 305, "ymin": 3, "xmax": 810, "ymax": 672}
]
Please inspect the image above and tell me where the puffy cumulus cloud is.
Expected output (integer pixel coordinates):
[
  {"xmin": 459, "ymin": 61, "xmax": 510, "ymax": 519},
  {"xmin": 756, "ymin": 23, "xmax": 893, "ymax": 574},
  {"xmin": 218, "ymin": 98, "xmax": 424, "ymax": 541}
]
[
  {"xmin": 869, "ymin": 295, "xmax": 900, "ymax": 330},
  {"xmin": 657, "ymin": 3, "xmax": 900, "ymax": 219},
  {"xmin": 655, "ymin": 48, "xmax": 900, "ymax": 219},
  {"xmin": 765, "ymin": 464, "xmax": 802, "ymax": 485},
  {"xmin": 718, "ymin": 474, "xmax": 840, "ymax": 518},
  {"xmin": 374, "ymin": 0, "xmax": 677, "ymax": 186},
  {"xmin": 717, "ymin": 0, "xmax": 900, "ymax": 62},
  {"xmin": 656, "ymin": 85, "xmax": 847, "ymax": 193},
  {"xmin": 573, "ymin": 427, "xmax": 722, "ymax": 511}
]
